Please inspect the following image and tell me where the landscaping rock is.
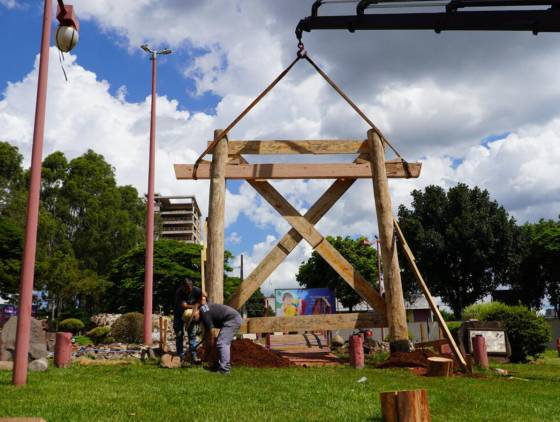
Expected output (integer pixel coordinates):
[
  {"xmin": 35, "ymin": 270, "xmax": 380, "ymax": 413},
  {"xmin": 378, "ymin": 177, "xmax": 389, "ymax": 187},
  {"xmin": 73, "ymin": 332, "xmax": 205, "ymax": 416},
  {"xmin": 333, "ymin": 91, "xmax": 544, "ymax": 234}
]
[
  {"xmin": 29, "ymin": 358, "xmax": 48, "ymax": 372},
  {"xmin": 332, "ymin": 335, "xmax": 345, "ymax": 347},
  {"xmin": 0, "ymin": 361, "xmax": 14, "ymax": 371},
  {"xmin": 160, "ymin": 353, "xmax": 181, "ymax": 369},
  {"xmin": 0, "ymin": 317, "xmax": 48, "ymax": 361}
]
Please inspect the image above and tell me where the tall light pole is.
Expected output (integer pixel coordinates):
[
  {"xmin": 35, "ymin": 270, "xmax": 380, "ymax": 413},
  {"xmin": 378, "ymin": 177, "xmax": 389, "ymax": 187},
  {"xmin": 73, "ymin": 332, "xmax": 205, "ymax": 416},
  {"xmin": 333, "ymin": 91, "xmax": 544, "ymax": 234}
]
[
  {"xmin": 141, "ymin": 44, "xmax": 172, "ymax": 346},
  {"xmin": 12, "ymin": 0, "xmax": 79, "ymax": 386}
]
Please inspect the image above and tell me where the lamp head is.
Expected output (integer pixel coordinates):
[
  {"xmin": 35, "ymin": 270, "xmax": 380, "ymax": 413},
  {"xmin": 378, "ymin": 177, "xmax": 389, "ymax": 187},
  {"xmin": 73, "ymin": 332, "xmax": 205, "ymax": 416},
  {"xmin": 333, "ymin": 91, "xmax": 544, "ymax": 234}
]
[
  {"xmin": 55, "ymin": 25, "xmax": 79, "ymax": 53},
  {"xmin": 158, "ymin": 49, "xmax": 173, "ymax": 55},
  {"xmin": 141, "ymin": 44, "xmax": 153, "ymax": 54}
]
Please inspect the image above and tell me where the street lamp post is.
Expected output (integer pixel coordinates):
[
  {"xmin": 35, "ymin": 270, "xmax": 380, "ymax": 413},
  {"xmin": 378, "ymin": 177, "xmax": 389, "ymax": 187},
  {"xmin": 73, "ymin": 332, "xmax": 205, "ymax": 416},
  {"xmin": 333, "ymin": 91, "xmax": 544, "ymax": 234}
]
[
  {"xmin": 12, "ymin": 0, "xmax": 79, "ymax": 386},
  {"xmin": 140, "ymin": 44, "xmax": 172, "ymax": 346}
]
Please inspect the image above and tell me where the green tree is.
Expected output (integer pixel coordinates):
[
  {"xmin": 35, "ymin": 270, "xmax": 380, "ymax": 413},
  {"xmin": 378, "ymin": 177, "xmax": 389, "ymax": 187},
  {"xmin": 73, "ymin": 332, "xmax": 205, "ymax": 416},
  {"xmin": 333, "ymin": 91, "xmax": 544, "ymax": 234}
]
[
  {"xmin": 224, "ymin": 276, "xmax": 267, "ymax": 317},
  {"xmin": 107, "ymin": 240, "xmax": 203, "ymax": 313},
  {"xmin": 0, "ymin": 216, "xmax": 23, "ymax": 299},
  {"xmin": 296, "ymin": 236, "xmax": 378, "ymax": 311},
  {"xmin": 0, "ymin": 141, "xmax": 24, "ymax": 211},
  {"xmin": 397, "ymin": 184, "xmax": 518, "ymax": 318}
]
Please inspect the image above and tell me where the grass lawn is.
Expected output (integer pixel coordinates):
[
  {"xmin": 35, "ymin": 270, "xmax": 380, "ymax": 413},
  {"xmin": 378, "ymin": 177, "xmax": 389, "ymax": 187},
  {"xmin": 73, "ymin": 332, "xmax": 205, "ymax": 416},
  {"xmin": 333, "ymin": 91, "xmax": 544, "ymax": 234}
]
[{"xmin": 1, "ymin": 350, "xmax": 559, "ymax": 422}]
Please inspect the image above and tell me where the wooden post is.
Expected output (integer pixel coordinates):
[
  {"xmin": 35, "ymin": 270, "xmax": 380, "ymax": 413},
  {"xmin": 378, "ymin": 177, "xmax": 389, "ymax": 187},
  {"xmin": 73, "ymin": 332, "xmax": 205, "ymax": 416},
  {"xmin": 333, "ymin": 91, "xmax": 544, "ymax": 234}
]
[
  {"xmin": 206, "ymin": 129, "xmax": 227, "ymax": 304},
  {"xmin": 201, "ymin": 219, "xmax": 207, "ymax": 293},
  {"xmin": 368, "ymin": 129, "xmax": 410, "ymax": 352},
  {"xmin": 380, "ymin": 390, "xmax": 431, "ymax": 422},
  {"xmin": 426, "ymin": 357, "xmax": 453, "ymax": 377}
]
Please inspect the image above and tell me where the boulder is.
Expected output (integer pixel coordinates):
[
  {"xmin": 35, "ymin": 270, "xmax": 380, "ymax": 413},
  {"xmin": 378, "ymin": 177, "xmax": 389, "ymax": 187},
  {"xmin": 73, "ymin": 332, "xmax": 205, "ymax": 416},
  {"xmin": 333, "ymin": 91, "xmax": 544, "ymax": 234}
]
[
  {"xmin": 0, "ymin": 361, "xmax": 14, "ymax": 371},
  {"xmin": 332, "ymin": 335, "xmax": 345, "ymax": 347},
  {"xmin": 29, "ymin": 358, "xmax": 48, "ymax": 372},
  {"xmin": 160, "ymin": 353, "xmax": 181, "ymax": 369},
  {"xmin": 0, "ymin": 317, "xmax": 48, "ymax": 361}
]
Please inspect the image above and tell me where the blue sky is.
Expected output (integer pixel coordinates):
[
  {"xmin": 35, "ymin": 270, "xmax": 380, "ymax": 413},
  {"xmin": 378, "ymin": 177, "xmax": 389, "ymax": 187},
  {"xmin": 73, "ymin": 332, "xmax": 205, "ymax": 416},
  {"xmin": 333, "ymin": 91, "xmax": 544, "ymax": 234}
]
[{"xmin": 1, "ymin": 1, "xmax": 559, "ymax": 297}]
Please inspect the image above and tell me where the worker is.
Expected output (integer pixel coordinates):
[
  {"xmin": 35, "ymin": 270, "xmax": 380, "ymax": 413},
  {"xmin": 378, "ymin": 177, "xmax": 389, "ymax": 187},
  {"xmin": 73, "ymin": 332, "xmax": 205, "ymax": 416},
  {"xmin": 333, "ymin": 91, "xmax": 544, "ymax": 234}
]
[
  {"xmin": 174, "ymin": 278, "xmax": 207, "ymax": 363},
  {"xmin": 193, "ymin": 303, "xmax": 242, "ymax": 375}
]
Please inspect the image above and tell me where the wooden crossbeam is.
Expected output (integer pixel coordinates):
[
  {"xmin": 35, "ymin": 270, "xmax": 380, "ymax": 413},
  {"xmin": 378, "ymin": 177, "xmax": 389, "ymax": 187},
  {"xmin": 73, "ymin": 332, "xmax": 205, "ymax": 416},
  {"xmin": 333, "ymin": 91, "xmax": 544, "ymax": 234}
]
[
  {"xmin": 393, "ymin": 218, "xmax": 468, "ymax": 371},
  {"xmin": 227, "ymin": 178, "xmax": 355, "ymax": 309},
  {"xmin": 249, "ymin": 179, "xmax": 387, "ymax": 315},
  {"xmin": 175, "ymin": 161, "xmax": 421, "ymax": 180},
  {"xmin": 238, "ymin": 312, "xmax": 387, "ymax": 334},
  {"xmin": 208, "ymin": 140, "xmax": 369, "ymax": 155}
]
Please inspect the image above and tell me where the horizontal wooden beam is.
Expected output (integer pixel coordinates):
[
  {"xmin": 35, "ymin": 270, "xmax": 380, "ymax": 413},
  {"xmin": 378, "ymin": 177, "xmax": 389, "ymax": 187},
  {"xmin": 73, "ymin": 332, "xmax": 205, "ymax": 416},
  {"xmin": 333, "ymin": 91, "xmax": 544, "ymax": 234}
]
[
  {"xmin": 239, "ymin": 312, "xmax": 387, "ymax": 334},
  {"xmin": 209, "ymin": 140, "xmax": 370, "ymax": 155},
  {"xmin": 175, "ymin": 161, "xmax": 421, "ymax": 180}
]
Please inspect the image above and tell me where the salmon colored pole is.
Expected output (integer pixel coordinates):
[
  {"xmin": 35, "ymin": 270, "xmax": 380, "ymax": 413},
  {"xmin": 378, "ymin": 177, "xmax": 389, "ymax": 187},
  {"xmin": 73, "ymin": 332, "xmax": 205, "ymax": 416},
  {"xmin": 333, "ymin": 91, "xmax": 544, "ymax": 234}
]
[
  {"xmin": 12, "ymin": 0, "xmax": 53, "ymax": 386},
  {"xmin": 141, "ymin": 45, "xmax": 172, "ymax": 345}
]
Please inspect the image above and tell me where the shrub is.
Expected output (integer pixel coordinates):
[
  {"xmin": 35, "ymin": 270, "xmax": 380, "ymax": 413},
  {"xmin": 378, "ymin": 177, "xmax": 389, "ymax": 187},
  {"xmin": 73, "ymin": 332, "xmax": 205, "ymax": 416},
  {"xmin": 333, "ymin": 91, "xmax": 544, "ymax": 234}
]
[
  {"xmin": 59, "ymin": 318, "xmax": 85, "ymax": 334},
  {"xmin": 86, "ymin": 326, "xmax": 112, "ymax": 345},
  {"xmin": 110, "ymin": 312, "xmax": 144, "ymax": 344},
  {"xmin": 439, "ymin": 309, "xmax": 455, "ymax": 322},
  {"xmin": 75, "ymin": 335, "xmax": 93, "ymax": 346},
  {"xmin": 462, "ymin": 302, "xmax": 511, "ymax": 321},
  {"xmin": 463, "ymin": 302, "xmax": 550, "ymax": 362}
]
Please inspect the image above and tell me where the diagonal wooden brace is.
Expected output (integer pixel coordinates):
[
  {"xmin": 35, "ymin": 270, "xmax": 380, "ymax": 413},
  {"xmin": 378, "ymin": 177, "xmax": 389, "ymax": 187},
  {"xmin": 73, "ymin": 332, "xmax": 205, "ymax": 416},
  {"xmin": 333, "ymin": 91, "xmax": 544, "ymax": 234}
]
[
  {"xmin": 227, "ymin": 178, "xmax": 355, "ymax": 309},
  {"xmin": 248, "ymin": 180, "xmax": 387, "ymax": 316}
]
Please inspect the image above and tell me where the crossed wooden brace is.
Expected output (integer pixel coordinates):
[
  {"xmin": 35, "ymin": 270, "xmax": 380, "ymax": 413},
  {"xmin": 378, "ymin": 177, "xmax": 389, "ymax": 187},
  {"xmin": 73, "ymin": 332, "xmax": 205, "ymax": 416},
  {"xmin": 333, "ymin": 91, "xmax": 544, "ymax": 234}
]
[{"xmin": 227, "ymin": 158, "xmax": 387, "ymax": 318}]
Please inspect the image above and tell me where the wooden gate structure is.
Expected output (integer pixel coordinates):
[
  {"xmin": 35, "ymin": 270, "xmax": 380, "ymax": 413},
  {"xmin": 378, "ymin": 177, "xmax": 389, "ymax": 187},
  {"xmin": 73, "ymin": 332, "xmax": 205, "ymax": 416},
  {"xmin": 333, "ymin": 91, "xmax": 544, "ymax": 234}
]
[{"xmin": 173, "ymin": 52, "xmax": 467, "ymax": 369}]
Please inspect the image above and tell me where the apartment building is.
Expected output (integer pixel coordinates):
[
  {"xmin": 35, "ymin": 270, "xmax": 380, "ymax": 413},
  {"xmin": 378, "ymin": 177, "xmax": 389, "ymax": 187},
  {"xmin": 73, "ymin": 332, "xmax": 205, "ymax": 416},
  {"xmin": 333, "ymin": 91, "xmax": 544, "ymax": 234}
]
[{"xmin": 154, "ymin": 195, "xmax": 202, "ymax": 244}]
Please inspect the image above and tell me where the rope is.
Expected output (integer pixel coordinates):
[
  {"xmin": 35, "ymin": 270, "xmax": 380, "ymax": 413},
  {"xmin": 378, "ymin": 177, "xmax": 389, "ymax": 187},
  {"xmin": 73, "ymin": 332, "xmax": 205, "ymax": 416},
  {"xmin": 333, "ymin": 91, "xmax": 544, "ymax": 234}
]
[
  {"xmin": 192, "ymin": 56, "xmax": 302, "ymax": 178},
  {"xmin": 192, "ymin": 45, "xmax": 407, "ymax": 177},
  {"xmin": 303, "ymin": 54, "xmax": 403, "ymax": 159}
]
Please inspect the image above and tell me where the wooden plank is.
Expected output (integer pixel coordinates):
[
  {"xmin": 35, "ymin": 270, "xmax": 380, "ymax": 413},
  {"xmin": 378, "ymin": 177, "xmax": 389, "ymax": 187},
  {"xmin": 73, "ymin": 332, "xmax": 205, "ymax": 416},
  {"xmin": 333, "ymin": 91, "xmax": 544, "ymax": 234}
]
[
  {"xmin": 174, "ymin": 161, "xmax": 421, "ymax": 180},
  {"xmin": 393, "ymin": 218, "xmax": 468, "ymax": 371},
  {"xmin": 368, "ymin": 130, "xmax": 409, "ymax": 346},
  {"xmin": 227, "ymin": 178, "xmax": 355, "ymax": 309},
  {"xmin": 211, "ymin": 140, "xmax": 370, "ymax": 155},
  {"xmin": 239, "ymin": 312, "xmax": 387, "ymax": 334},
  {"xmin": 249, "ymin": 180, "xmax": 387, "ymax": 315}
]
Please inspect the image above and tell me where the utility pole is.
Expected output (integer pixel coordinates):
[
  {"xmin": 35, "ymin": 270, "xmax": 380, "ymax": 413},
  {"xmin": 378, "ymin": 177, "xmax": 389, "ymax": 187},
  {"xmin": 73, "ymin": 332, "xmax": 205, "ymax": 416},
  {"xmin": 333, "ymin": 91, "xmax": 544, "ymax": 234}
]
[
  {"xmin": 140, "ymin": 44, "xmax": 172, "ymax": 346},
  {"xmin": 12, "ymin": 0, "xmax": 80, "ymax": 386}
]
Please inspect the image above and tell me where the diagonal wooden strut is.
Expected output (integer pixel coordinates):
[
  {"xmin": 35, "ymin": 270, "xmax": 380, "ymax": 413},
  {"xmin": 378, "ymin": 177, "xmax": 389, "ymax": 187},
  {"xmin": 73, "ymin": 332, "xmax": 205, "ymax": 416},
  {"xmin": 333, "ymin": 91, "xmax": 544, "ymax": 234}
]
[
  {"xmin": 227, "ymin": 177, "xmax": 355, "ymax": 310},
  {"xmin": 249, "ymin": 179, "xmax": 387, "ymax": 315},
  {"xmin": 393, "ymin": 218, "xmax": 468, "ymax": 371}
]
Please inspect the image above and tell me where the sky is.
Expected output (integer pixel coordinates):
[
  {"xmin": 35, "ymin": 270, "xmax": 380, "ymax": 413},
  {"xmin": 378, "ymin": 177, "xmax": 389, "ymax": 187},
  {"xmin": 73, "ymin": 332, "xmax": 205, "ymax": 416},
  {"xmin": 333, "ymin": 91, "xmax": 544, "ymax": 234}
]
[{"xmin": 0, "ymin": 1, "xmax": 559, "ymax": 296}]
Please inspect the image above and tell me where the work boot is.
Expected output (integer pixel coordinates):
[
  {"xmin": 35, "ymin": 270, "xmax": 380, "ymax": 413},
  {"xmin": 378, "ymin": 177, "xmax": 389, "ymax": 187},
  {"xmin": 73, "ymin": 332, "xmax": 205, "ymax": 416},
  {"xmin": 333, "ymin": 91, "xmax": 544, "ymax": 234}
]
[{"xmin": 191, "ymin": 355, "xmax": 202, "ymax": 365}]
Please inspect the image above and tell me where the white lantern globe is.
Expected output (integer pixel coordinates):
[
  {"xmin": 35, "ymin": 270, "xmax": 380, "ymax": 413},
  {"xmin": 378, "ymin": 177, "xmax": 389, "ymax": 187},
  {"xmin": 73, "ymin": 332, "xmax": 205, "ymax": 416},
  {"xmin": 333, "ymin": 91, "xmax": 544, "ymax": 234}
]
[{"xmin": 55, "ymin": 25, "xmax": 79, "ymax": 53}]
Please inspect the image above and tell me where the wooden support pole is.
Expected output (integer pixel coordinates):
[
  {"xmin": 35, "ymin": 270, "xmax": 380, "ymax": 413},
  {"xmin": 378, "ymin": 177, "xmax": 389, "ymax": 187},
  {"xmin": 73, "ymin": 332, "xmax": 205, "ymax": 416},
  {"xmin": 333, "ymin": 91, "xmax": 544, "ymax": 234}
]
[
  {"xmin": 380, "ymin": 390, "xmax": 431, "ymax": 422},
  {"xmin": 368, "ymin": 129, "xmax": 409, "ymax": 351},
  {"xmin": 206, "ymin": 129, "xmax": 227, "ymax": 304},
  {"xmin": 227, "ymin": 178, "xmax": 355, "ymax": 310},
  {"xmin": 249, "ymin": 179, "xmax": 387, "ymax": 315},
  {"xmin": 393, "ymin": 218, "xmax": 468, "ymax": 371}
]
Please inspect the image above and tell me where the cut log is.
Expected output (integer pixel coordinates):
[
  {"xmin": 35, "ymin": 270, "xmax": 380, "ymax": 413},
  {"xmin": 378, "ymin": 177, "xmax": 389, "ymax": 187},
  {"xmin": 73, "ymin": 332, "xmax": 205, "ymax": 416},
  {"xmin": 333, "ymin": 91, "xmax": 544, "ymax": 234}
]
[
  {"xmin": 380, "ymin": 389, "xmax": 431, "ymax": 422},
  {"xmin": 426, "ymin": 357, "xmax": 453, "ymax": 377}
]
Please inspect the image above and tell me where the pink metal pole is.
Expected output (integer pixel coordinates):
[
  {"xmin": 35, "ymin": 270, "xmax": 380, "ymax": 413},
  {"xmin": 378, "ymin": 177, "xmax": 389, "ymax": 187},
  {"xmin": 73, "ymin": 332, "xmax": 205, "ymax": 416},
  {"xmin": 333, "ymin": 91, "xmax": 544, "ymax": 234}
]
[
  {"xmin": 143, "ymin": 52, "xmax": 157, "ymax": 346},
  {"xmin": 12, "ymin": 0, "xmax": 52, "ymax": 386}
]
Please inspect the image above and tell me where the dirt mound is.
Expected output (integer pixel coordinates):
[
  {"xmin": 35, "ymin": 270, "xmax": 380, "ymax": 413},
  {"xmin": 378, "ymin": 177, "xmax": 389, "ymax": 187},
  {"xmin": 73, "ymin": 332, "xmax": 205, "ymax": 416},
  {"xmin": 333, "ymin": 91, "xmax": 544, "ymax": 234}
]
[
  {"xmin": 231, "ymin": 339, "xmax": 292, "ymax": 368},
  {"xmin": 376, "ymin": 349, "xmax": 437, "ymax": 369}
]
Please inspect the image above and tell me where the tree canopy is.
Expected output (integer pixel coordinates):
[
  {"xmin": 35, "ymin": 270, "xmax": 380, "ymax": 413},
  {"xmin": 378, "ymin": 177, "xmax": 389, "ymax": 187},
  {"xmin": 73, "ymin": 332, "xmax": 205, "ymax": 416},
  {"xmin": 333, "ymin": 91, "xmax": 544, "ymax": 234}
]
[
  {"xmin": 296, "ymin": 236, "xmax": 378, "ymax": 311},
  {"xmin": 397, "ymin": 183, "xmax": 519, "ymax": 318}
]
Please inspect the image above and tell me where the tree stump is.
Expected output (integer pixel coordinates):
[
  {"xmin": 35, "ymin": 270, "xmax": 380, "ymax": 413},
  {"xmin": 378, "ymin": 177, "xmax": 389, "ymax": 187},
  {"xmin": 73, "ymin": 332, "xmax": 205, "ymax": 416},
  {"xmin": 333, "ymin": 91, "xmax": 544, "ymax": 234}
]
[
  {"xmin": 426, "ymin": 357, "xmax": 453, "ymax": 377},
  {"xmin": 380, "ymin": 389, "xmax": 431, "ymax": 422}
]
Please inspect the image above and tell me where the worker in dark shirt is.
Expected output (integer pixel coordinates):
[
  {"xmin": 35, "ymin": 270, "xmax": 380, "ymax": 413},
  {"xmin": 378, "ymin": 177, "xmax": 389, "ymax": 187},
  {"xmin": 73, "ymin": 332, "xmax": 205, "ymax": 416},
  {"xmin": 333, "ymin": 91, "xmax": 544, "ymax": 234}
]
[
  {"xmin": 194, "ymin": 303, "xmax": 242, "ymax": 374},
  {"xmin": 174, "ymin": 278, "xmax": 207, "ymax": 363}
]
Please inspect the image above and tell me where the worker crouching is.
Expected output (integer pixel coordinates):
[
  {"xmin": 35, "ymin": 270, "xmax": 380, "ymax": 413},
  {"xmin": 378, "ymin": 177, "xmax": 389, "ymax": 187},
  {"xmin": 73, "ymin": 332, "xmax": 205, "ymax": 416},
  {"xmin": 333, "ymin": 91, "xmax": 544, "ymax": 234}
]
[{"xmin": 193, "ymin": 303, "xmax": 242, "ymax": 375}]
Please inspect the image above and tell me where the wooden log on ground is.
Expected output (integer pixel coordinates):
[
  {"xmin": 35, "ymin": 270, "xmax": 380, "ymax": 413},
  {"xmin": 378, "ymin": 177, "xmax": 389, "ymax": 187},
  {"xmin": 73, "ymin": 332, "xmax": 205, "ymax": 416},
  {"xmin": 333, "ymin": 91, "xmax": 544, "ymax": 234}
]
[
  {"xmin": 380, "ymin": 389, "xmax": 431, "ymax": 422},
  {"xmin": 174, "ymin": 161, "xmax": 422, "ymax": 180},
  {"xmin": 368, "ymin": 129, "xmax": 409, "ymax": 349},
  {"xmin": 426, "ymin": 357, "xmax": 454, "ymax": 377},
  {"xmin": 206, "ymin": 129, "xmax": 227, "ymax": 304},
  {"xmin": 239, "ymin": 312, "xmax": 387, "ymax": 334}
]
